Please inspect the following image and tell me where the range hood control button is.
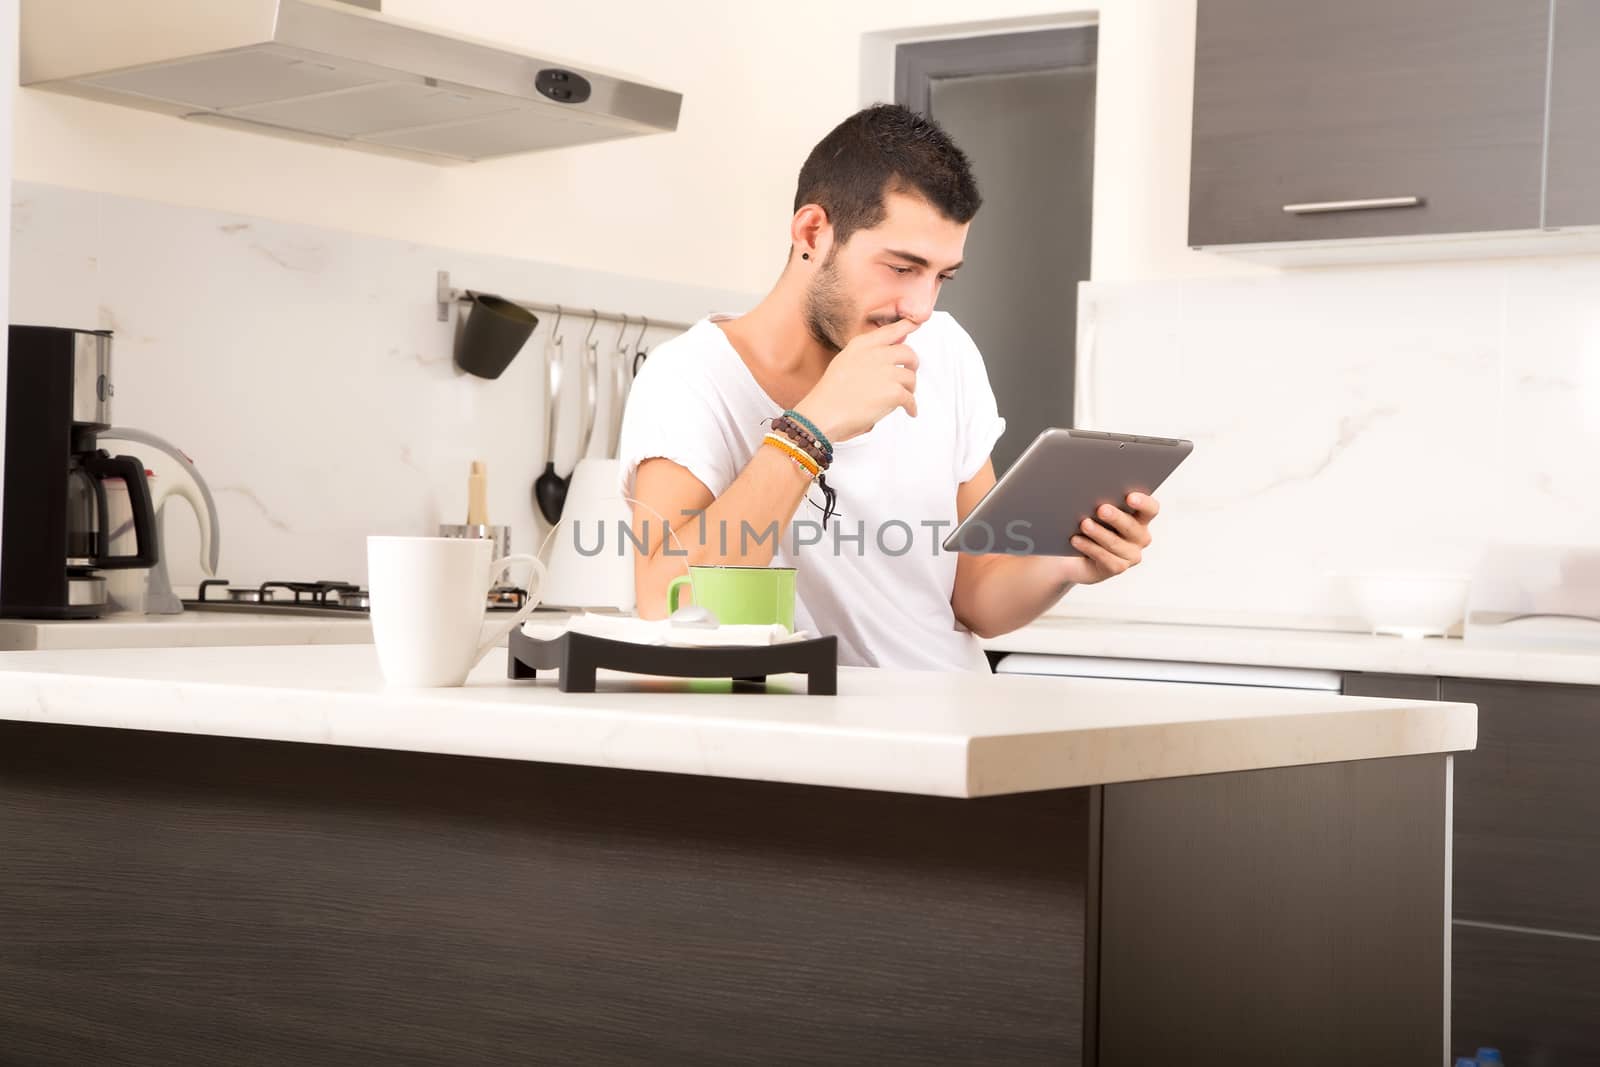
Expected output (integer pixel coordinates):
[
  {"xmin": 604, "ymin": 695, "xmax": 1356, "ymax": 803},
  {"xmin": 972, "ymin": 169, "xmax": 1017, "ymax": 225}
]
[{"xmin": 536, "ymin": 69, "xmax": 591, "ymax": 105}]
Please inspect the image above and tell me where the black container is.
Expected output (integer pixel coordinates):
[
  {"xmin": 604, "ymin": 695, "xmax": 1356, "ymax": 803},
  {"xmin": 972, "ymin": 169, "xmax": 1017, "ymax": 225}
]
[{"xmin": 455, "ymin": 293, "xmax": 538, "ymax": 379}]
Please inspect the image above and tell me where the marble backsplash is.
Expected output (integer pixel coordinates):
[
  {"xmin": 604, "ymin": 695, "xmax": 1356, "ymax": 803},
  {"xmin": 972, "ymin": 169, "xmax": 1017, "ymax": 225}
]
[
  {"xmin": 11, "ymin": 181, "xmax": 1599, "ymax": 633},
  {"xmin": 1059, "ymin": 257, "xmax": 1600, "ymax": 629},
  {"xmin": 9, "ymin": 181, "xmax": 753, "ymax": 592}
]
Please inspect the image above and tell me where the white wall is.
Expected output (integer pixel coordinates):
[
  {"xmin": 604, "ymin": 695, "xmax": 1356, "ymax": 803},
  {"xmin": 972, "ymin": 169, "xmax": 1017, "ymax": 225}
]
[
  {"xmin": 1, "ymin": 0, "xmax": 16, "ymax": 525},
  {"xmin": 13, "ymin": 0, "xmax": 1259, "ymax": 297},
  {"xmin": 9, "ymin": 181, "xmax": 749, "ymax": 590}
]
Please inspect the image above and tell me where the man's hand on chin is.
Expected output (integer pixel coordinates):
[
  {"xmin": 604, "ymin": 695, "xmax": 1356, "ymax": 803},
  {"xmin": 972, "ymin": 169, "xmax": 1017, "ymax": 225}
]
[{"xmin": 1053, "ymin": 492, "xmax": 1161, "ymax": 587}]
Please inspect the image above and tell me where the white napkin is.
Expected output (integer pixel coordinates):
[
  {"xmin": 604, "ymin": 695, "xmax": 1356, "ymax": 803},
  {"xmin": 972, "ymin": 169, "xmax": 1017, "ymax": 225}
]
[{"xmin": 523, "ymin": 613, "xmax": 812, "ymax": 648}]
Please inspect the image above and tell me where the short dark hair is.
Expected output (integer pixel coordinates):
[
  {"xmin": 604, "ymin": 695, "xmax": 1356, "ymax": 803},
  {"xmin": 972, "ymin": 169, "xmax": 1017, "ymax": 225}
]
[{"xmin": 792, "ymin": 104, "xmax": 981, "ymax": 250}]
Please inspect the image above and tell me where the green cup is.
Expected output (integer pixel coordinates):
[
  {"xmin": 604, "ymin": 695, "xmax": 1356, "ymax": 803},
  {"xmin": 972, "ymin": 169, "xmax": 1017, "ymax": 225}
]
[{"xmin": 667, "ymin": 566, "xmax": 797, "ymax": 631}]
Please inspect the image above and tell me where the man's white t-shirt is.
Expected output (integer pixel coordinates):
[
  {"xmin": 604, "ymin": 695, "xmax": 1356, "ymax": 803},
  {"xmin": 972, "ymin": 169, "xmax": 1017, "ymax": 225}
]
[{"xmin": 616, "ymin": 311, "xmax": 1006, "ymax": 672}]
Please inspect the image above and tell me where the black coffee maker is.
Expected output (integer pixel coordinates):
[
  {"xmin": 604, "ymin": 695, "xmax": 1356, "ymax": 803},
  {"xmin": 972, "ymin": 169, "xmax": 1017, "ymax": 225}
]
[{"xmin": 2, "ymin": 325, "xmax": 159, "ymax": 618}]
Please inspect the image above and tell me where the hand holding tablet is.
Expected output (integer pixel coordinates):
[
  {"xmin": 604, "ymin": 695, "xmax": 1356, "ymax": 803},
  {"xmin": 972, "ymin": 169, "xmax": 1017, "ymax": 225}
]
[{"xmin": 944, "ymin": 429, "xmax": 1192, "ymax": 557}]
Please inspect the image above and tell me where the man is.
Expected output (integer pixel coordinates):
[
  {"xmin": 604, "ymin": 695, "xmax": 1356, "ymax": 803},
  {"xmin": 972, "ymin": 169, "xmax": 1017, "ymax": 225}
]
[{"xmin": 617, "ymin": 104, "xmax": 1160, "ymax": 671}]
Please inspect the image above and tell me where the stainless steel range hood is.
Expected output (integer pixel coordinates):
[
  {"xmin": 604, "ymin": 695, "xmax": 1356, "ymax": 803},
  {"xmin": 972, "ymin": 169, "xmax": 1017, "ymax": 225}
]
[{"xmin": 20, "ymin": 0, "xmax": 682, "ymax": 164}]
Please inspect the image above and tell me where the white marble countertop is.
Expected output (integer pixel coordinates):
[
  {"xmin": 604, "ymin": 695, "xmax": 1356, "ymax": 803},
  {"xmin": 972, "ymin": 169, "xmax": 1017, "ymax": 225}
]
[
  {"xmin": 0, "ymin": 643, "xmax": 1475, "ymax": 798},
  {"xmin": 983, "ymin": 616, "xmax": 1600, "ymax": 687},
  {"xmin": 0, "ymin": 612, "xmax": 375, "ymax": 651},
  {"xmin": 10, "ymin": 609, "xmax": 1592, "ymax": 687},
  {"xmin": 0, "ymin": 608, "xmax": 573, "ymax": 652}
]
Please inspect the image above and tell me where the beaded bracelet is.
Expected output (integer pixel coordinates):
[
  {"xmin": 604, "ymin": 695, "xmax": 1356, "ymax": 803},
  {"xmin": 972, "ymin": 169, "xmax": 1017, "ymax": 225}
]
[
  {"xmin": 781, "ymin": 418, "xmax": 833, "ymax": 464},
  {"xmin": 771, "ymin": 419, "xmax": 832, "ymax": 460},
  {"xmin": 783, "ymin": 409, "xmax": 833, "ymax": 456},
  {"xmin": 762, "ymin": 411, "xmax": 839, "ymax": 525},
  {"xmin": 774, "ymin": 413, "xmax": 826, "ymax": 449},
  {"xmin": 771, "ymin": 419, "xmax": 830, "ymax": 468}
]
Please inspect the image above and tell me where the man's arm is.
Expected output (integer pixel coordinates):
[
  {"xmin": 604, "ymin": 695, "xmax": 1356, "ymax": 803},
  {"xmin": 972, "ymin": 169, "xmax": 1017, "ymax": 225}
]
[
  {"xmin": 628, "ymin": 318, "xmax": 924, "ymax": 619},
  {"xmin": 630, "ymin": 449, "xmax": 814, "ymax": 619},
  {"xmin": 950, "ymin": 458, "xmax": 1160, "ymax": 639}
]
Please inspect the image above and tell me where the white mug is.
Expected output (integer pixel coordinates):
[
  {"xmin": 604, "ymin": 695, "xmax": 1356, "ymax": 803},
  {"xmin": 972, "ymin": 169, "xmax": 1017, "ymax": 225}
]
[{"xmin": 367, "ymin": 536, "xmax": 545, "ymax": 687}]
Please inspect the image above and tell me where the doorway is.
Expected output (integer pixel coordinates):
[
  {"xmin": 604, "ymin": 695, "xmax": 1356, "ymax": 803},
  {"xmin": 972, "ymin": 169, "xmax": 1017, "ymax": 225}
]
[{"xmin": 896, "ymin": 26, "xmax": 1097, "ymax": 476}]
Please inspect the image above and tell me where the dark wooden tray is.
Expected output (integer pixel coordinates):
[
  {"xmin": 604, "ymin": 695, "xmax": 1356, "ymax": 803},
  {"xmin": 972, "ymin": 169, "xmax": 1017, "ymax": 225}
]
[{"xmin": 507, "ymin": 626, "xmax": 838, "ymax": 694}]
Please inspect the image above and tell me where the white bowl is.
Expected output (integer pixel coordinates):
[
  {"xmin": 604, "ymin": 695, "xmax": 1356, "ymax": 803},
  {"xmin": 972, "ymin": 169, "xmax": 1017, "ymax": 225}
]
[{"xmin": 1341, "ymin": 571, "xmax": 1472, "ymax": 639}]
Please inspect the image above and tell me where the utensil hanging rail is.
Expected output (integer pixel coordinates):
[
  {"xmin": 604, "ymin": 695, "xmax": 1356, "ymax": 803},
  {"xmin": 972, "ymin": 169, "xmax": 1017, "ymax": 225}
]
[{"xmin": 436, "ymin": 271, "xmax": 694, "ymax": 333}]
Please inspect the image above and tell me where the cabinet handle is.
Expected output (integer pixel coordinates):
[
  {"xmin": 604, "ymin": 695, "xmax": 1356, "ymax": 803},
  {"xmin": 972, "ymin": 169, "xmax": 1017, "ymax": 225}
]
[{"xmin": 1282, "ymin": 196, "xmax": 1424, "ymax": 215}]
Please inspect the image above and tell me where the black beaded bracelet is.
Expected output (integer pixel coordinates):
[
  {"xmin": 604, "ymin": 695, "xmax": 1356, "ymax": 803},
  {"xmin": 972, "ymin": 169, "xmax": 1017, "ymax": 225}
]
[{"xmin": 771, "ymin": 416, "xmax": 831, "ymax": 468}]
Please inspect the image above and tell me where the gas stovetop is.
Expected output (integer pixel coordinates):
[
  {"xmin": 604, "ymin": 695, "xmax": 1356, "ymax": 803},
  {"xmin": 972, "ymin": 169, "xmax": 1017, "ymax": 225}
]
[{"xmin": 183, "ymin": 579, "xmax": 528, "ymax": 618}]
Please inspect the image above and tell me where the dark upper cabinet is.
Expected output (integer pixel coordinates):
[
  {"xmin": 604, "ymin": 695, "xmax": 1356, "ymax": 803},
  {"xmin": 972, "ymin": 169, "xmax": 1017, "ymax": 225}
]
[
  {"xmin": 1546, "ymin": 0, "xmax": 1600, "ymax": 226},
  {"xmin": 1189, "ymin": 0, "xmax": 1551, "ymax": 247}
]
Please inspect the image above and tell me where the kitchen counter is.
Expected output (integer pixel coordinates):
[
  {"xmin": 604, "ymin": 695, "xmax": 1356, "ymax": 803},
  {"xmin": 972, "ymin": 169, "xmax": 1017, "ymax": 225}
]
[
  {"xmin": 0, "ymin": 641, "xmax": 1472, "ymax": 1064},
  {"xmin": 0, "ymin": 641, "xmax": 1474, "ymax": 798},
  {"xmin": 0, "ymin": 606, "xmax": 576, "ymax": 651},
  {"xmin": 0, "ymin": 611, "xmax": 374, "ymax": 650},
  {"xmin": 984, "ymin": 615, "xmax": 1600, "ymax": 686},
  {"xmin": 15, "ymin": 607, "xmax": 1592, "ymax": 687}
]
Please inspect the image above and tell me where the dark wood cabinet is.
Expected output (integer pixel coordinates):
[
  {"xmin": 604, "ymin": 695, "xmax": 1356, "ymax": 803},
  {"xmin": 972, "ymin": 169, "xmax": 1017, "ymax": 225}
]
[
  {"xmin": 1190, "ymin": 0, "xmax": 1551, "ymax": 246},
  {"xmin": 1097, "ymin": 758, "xmax": 1449, "ymax": 1066},
  {"xmin": 0, "ymin": 720, "xmax": 1457, "ymax": 1067},
  {"xmin": 1453, "ymin": 922, "xmax": 1600, "ymax": 1066},
  {"xmin": 1545, "ymin": 0, "xmax": 1600, "ymax": 226},
  {"xmin": 1342, "ymin": 672, "xmax": 1439, "ymax": 701},
  {"xmin": 1441, "ymin": 677, "xmax": 1600, "ymax": 935},
  {"xmin": 1342, "ymin": 670, "xmax": 1600, "ymax": 1060}
]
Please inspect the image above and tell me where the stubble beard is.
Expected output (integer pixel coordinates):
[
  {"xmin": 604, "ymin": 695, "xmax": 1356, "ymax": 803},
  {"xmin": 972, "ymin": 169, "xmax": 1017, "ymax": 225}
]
[{"xmin": 802, "ymin": 252, "xmax": 855, "ymax": 355}]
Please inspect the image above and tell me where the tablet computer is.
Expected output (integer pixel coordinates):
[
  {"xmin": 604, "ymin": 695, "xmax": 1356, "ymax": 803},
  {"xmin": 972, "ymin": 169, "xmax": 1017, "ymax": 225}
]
[{"xmin": 943, "ymin": 428, "xmax": 1193, "ymax": 556}]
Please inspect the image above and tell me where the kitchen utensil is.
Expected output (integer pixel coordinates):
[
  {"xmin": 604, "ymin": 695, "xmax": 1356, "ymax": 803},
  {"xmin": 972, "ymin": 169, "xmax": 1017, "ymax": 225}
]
[
  {"xmin": 610, "ymin": 318, "xmax": 651, "ymax": 458},
  {"xmin": 573, "ymin": 324, "xmax": 600, "ymax": 464},
  {"xmin": 1341, "ymin": 571, "xmax": 1472, "ymax": 638},
  {"xmin": 454, "ymin": 292, "xmax": 537, "ymax": 379},
  {"xmin": 631, "ymin": 314, "xmax": 651, "ymax": 378},
  {"xmin": 539, "ymin": 319, "xmax": 601, "ymax": 523},
  {"xmin": 667, "ymin": 565, "xmax": 797, "ymax": 631},
  {"xmin": 533, "ymin": 324, "xmax": 566, "ymax": 524},
  {"xmin": 367, "ymin": 536, "xmax": 546, "ymax": 687},
  {"xmin": 608, "ymin": 319, "xmax": 634, "ymax": 458}
]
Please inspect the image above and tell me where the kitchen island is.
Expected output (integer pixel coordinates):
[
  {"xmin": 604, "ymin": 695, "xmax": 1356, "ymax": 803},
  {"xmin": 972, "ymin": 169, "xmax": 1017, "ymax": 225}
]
[{"xmin": 0, "ymin": 644, "xmax": 1475, "ymax": 1066}]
